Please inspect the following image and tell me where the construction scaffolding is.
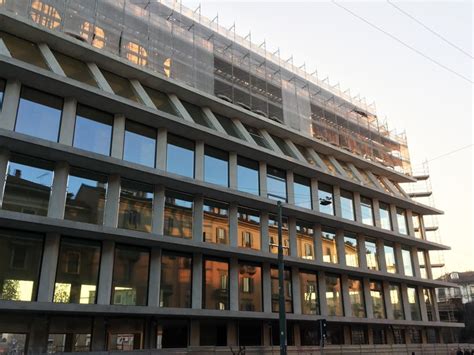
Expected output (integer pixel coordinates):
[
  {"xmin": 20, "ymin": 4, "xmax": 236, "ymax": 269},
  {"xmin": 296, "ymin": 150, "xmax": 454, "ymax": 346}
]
[{"xmin": 0, "ymin": 0, "xmax": 412, "ymax": 174}]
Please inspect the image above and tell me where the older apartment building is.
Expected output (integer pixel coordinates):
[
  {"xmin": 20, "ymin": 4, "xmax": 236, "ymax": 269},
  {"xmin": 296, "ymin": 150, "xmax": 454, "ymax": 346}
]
[{"xmin": 0, "ymin": 0, "xmax": 463, "ymax": 353}]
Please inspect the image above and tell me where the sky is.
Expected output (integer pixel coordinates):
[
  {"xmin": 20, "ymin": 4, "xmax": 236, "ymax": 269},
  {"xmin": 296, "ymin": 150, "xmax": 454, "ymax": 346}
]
[{"xmin": 183, "ymin": 0, "xmax": 473, "ymax": 274}]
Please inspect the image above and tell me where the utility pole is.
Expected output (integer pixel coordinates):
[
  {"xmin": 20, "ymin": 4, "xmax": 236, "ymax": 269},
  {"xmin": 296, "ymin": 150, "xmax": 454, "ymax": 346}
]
[{"xmin": 277, "ymin": 200, "xmax": 287, "ymax": 355}]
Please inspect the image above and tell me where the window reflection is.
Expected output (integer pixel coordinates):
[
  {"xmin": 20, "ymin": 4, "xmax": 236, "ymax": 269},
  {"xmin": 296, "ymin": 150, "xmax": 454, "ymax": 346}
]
[
  {"xmin": 294, "ymin": 175, "xmax": 311, "ymax": 209},
  {"xmin": 237, "ymin": 207, "xmax": 261, "ymax": 250},
  {"xmin": 166, "ymin": 134, "xmax": 194, "ymax": 178},
  {"xmin": 269, "ymin": 214, "xmax": 289, "ymax": 255},
  {"xmin": 80, "ymin": 22, "xmax": 105, "ymax": 49},
  {"xmin": 340, "ymin": 189, "xmax": 355, "ymax": 221},
  {"xmin": 203, "ymin": 200, "xmax": 229, "ymax": 245},
  {"xmin": 407, "ymin": 286, "xmax": 421, "ymax": 321},
  {"xmin": 203, "ymin": 258, "xmax": 229, "ymax": 310},
  {"xmin": 73, "ymin": 105, "xmax": 112, "ymax": 156},
  {"xmin": 238, "ymin": 263, "xmax": 262, "ymax": 312},
  {"xmin": 370, "ymin": 280, "xmax": 385, "ymax": 319},
  {"xmin": 318, "ymin": 183, "xmax": 334, "ymax": 215},
  {"xmin": 123, "ymin": 121, "xmax": 156, "ymax": 168},
  {"xmin": 397, "ymin": 208, "xmax": 408, "ymax": 235},
  {"xmin": 126, "ymin": 41, "xmax": 148, "ymax": 66},
  {"xmin": 300, "ymin": 271, "xmax": 319, "ymax": 315},
  {"xmin": 30, "ymin": 0, "xmax": 61, "ymax": 29},
  {"xmin": 379, "ymin": 202, "xmax": 392, "ymax": 230},
  {"xmin": 361, "ymin": 197, "xmax": 374, "ymax": 226},
  {"xmin": 160, "ymin": 252, "xmax": 192, "ymax": 308},
  {"xmin": 204, "ymin": 146, "xmax": 228, "ymax": 187},
  {"xmin": 267, "ymin": 166, "xmax": 287, "ymax": 202},
  {"xmin": 344, "ymin": 234, "xmax": 359, "ymax": 267},
  {"xmin": 237, "ymin": 156, "xmax": 259, "ymax": 195},
  {"xmin": 402, "ymin": 248, "xmax": 414, "ymax": 277},
  {"xmin": 321, "ymin": 227, "xmax": 338, "ymax": 264},
  {"xmin": 271, "ymin": 267, "xmax": 292, "ymax": 313},
  {"xmin": 164, "ymin": 191, "xmax": 193, "ymax": 239},
  {"xmin": 118, "ymin": 179, "xmax": 153, "ymax": 232},
  {"xmin": 384, "ymin": 244, "xmax": 397, "ymax": 274},
  {"xmin": 348, "ymin": 278, "xmax": 365, "ymax": 317},
  {"xmin": 326, "ymin": 274, "xmax": 343, "ymax": 316},
  {"xmin": 365, "ymin": 239, "xmax": 379, "ymax": 271},
  {"xmin": 389, "ymin": 283, "xmax": 404, "ymax": 320},
  {"xmin": 296, "ymin": 221, "xmax": 314, "ymax": 260}
]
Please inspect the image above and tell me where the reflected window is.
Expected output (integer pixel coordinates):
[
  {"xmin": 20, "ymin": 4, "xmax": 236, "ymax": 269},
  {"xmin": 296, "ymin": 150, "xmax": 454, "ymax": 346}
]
[
  {"xmin": 164, "ymin": 190, "xmax": 193, "ymax": 239},
  {"xmin": 408, "ymin": 286, "xmax": 421, "ymax": 321},
  {"xmin": 160, "ymin": 252, "xmax": 192, "ymax": 308},
  {"xmin": 126, "ymin": 41, "xmax": 148, "ymax": 66},
  {"xmin": 237, "ymin": 156, "xmax": 259, "ymax": 195},
  {"xmin": 80, "ymin": 22, "xmax": 105, "ymax": 49},
  {"xmin": 73, "ymin": 105, "xmax": 112, "ymax": 156},
  {"xmin": 237, "ymin": 207, "xmax": 261, "ymax": 250},
  {"xmin": 413, "ymin": 213, "xmax": 423, "ymax": 239},
  {"xmin": 294, "ymin": 175, "xmax": 311, "ymax": 209},
  {"xmin": 361, "ymin": 197, "xmax": 374, "ymax": 226},
  {"xmin": 321, "ymin": 227, "xmax": 338, "ymax": 264},
  {"xmin": 53, "ymin": 50, "xmax": 98, "ymax": 87},
  {"xmin": 384, "ymin": 243, "xmax": 397, "ymax": 274},
  {"xmin": 204, "ymin": 146, "xmax": 228, "ymax": 187},
  {"xmin": 123, "ymin": 121, "xmax": 156, "ymax": 168},
  {"xmin": 118, "ymin": 179, "xmax": 153, "ymax": 232},
  {"xmin": 203, "ymin": 258, "xmax": 229, "ymax": 310},
  {"xmin": 340, "ymin": 189, "xmax": 355, "ymax": 221},
  {"xmin": 365, "ymin": 239, "xmax": 379, "ymax": 271},
  {"xmin": 30, "ymin": 0, "xmax": 61, "ymax": 29},
  {"xmin": 166, "ymin": 134, "xmax": 194, "ymax": 178},
  {"xmin": 111, "ymin": 245, "xmax": 149, "ymax": 306},
  {"xmin": 402, "ymin": 248, "xmax": 414, "ymax": 277},
  {"xmin": 53, "ymin": 238, "xmax": 100, "ymax": 304},
  {"xmin": 271, "ymin": 267, "xmax": 292, "ymax": 313},
  {"xmin": 318, "ymin": 182, "xmax": 334, "ymax": 215},
  {"xmin": 296, "ymin": 221, "xmax": 314, "ymax": 260},
  {"xmin": 269, "ymin": 214, "xmax": 289, "ymax": 256},
  {"xmin": 0, "ymin": 230, "xmax": 43, "ymax": 301},
  {"xmin": 267, "ymin": 166, "xmax": 287, "ymax": 202},
  {"xmin": 348, "ymin": 278, "xmax": 366, "ymax": 318},
  {"xmin": 370, "ymin": 280, "xmax": 386, "ymax": 319},
  {"xmin": 239, "ymin": 263, "xmax": 262, "ymax": 312},
  {"xmin": 397, "ymin": 208, "xmax": 408, "ymax": 235},
  {"xmin": 344, "ymin": 234, "xmax": 359, "ymax": 267},
  {"xmin": 15, "ymin": 87, "xmax": 62, "ymax": 142},
  {"xmin": 379, "ymin": 202, "xmax": 392, "ymax": 230},
  {"xmin": 389, "ymin": 283, "xmax": 404, "ymax": 320},
  {"xmin": 3, "ymin": 155, "xmax": 53, "ymax": 216},
  {"xmin": 300, "ymin": 271, "xmax": 319, "ymax": 315},
  {"xmin": 203, "ymin": 200, "xmax": 229, "ymax": 245},
  {"xmin": 326, "ymin": 274, "xmax": 343, "ymax": 316},
  {"xmin": 65, "ymin": 168, "xmax": 107, "ymax": 225}
]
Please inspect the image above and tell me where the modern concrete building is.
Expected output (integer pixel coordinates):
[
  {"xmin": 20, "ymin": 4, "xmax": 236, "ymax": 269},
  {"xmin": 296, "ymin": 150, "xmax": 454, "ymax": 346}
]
[{"xmin": 0, "ymin": 0, "xmax": 464, "ymax": 353}]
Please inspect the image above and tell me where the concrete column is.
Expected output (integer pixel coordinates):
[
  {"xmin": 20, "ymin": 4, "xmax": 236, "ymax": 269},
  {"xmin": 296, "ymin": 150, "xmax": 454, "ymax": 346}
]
[
  {"xmin": 231, "ymin": 118, "xmax": 253, "ymax": 143},
  {"xmin": 406, "ymin": 209, "xmax": 415, "ymax": 237},
  {"xmin": 372, "ymin": 198, "xmax": 382, "ymax": 228},
  {"xmin": 259, "ymin": 161, "xmax": 267, "ymax": 198},
  {"xmin": 377, "ymin": 238, "xmax": 387, "ymax": 272},
  {"xmin": 310, "ymin": 178, "xmax": 319, "ymax": 212},
  {"xmin": 229, "ymin": 257, "xmax": 239, "ymax": 311},
  {"xmin": 336, "ymin": 229, "xmax": 346, "ymax": 266},
  {"xmin": 263, "ymin": 263, "xmax": 272, "ymax": 313},
  {"xmin": 59, "ymin": 97, "xmax": 77, "ymax": 146},
  {"xmin": 168, "ymin": 94, "xmax": 194, "ymax": 123},
  {"xmin": 87, "ymin": 63, "xmax": 113, "ymax": 93},
  {"xmin": 48, "ymin": 161, "xmax": 69, "ymax": 219},
  {"xmin": 353, "ymin": 191, "xmax": 362, "ymax": 223},
  {"xmin": 27, "ymin": 316, "xmax": 49, "ymax": 354},
  {"xmin": 341, "ymin": 274, "xmax": 352, "ymax": 317},
  {"xmin": 229, "ymin": 152, "xmax": 238, "ymax": 189},
  {"xmin": 363, "ymin": 278, "xmax": 374, "ymax": 318},
  {"xmin": 104, "ymin": 174, "xmax": 120, "ymax": 228},
  {"xmin": 382, "ymin": 280, "xmax": 394, "ymax": 320},
  {"xmin": 425, "ymin": 250, "xmax": 434, "ymax": 279},
  {"xmin": 111, "ymin": 114, "xmax": 125, "ymax": 159},
  {"xmin": 411, "ymin": 247, "xmax": 421, "ymax": 278},
  {"xmin": 229, "ymin": 202, "xmax": 238, "ymax": 247},
  {"xmin": 193, "ymin": 195, "xmax": 204, "ymax": 242},
  {"xmin": 152, "ymin": 185, "xmax": 165, "ymax": 235},
  {"xmin": 130, "ymin": 79, "xmax": 156, "ymax": 108},
  {"xmin": 0, "ymin": 148, "xmax": 10, "ymax": 208},
  {"xmin": 260, "ymin": 211, "xmax": 269, "ymax": 253},
  {"xmin": 394, "ymin": 243, "xmax": 404, "ymax": 275},
  {"xmin": 333, "ymin": 185, "xmax": 342, "ymax": 218},
  {"xmin": 202, "ymin": 107, "xmax": 226, "ymax": 133},
  {"xmin": 148, "ymin": 247, "xmax": 162, "ymax": 307},
  {"xmin": 318, "ymin": 271, "xmax": 328, "ymax": 316},
  {"xmin": 286, "ymin": 169, "xmax": 295, "ymax": 204},
  {"xmin": 0, "ymin": 79, "xmax": 21, "ymax": 130},
  {"xmin": 195, "ymin": 140, "xmax": 204, "ymax": 181},
  {"xmin": 156, "ymin": 128, "xmax": 167, "ymax": 170},
  {"xmin": 357, "ymin": 234, "xmax": 367, "ymax": 269},
  {"xmin": 401, "ymin": 284, "xmax": 411, "ymax": 320},
  {"xmin": 288, "ymin": 216, "xmax": 297, "ymax": 257},
  {"xmin": 227, "ymin": 321, "xmax": 238, "ymax": 347},
  {"xmin": 38, "ymin": 43, "xmax": 65, "ymax": 75},
  {"xmin": 91, "ymin": 317, "xmax": 107, "ymax": 351},
  {"xmin": 291, "ymin": 266, "xmax": 301, "ymax": 314},
  {"xmin": 313, "ymin": 224, "xmax": 323, "ymax": 262},
  {"xmin": 418, "ymin": 286, "xmax": 429, "ymax": 322},
  {"xmin": 389, "ymin": 204, "xmax": 399, "ymax": 233},
  {"xmin": 430, "ymin": 288, "xmax": 440, "ymax": 321},
  {"xmin": 190, "ymin": 320, "xmax": 200, "ymax": 346},
  {"xmin": 97, "ymin": 240, "xmax": 115, "ymax": 305},
  {"xmin": 37, "ymin": 233, "xmax": 60, "ymax": 302},
  {"xmin": 328, "ymin": 156, "xmax": 345, "ymax": 176},
  {"xmin": 192, "ymin": 253, "xmax": 203, "ymax": 309}
]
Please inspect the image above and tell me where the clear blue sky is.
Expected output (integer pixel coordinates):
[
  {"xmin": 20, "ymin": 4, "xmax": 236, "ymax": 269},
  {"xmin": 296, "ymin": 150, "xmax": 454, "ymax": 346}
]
[{"xmin": 184, "ymin": 0, "xmax": 473, "ymax": 274}]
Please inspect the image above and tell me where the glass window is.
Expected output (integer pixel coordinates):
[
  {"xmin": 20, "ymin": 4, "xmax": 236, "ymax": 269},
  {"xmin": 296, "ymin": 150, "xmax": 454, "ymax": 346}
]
[
  {"xmin": 402, "ymin": 248, "xmax": 414, "ymax": 277},
  {"xmin": 0, "ymin": 334, "xmax": 27, "ymax": 354},
  {"xmin": 243, "ymin": 124, "xmax": 270, "ymax": 149},
  {"xmin": 204, "ymin": 146, "xmax": 228, "ymax": 187},
  {"xmin": 321, "ymin": 227, "xmax": 338, "ymax": 263},
  {"xmin": 73, "ymin": 105, "xmax": 113, "ymax": 156},
  {"xmin": 101, "ymin": 70, "xmax": 139, "ymax": 102},
  {"xmin": 237, "ymin": 156, "xmax": 259, "ymax": 195},
  {"xmin": 418, "ymin": 251, "xmax": 428, "ymax": 279},
  {"xmin": 326, "ymin": 274, "xmax": 343, "ymax": 316},
  {"xmin": 164, "ymin": 190, "xmax": 193, "ymax": 239},
  {"xmin": 118, "ymin": 179, "xmax": 153, "ymax": 232},
  {"xmin": 389, "ymin": 283, "xmax": 404, "ymax": 320},
  {"xmin": 166, "ymin": 134, "xmax": 194, "ymax": 178},
  {"xmin": 0, "ymin": 31, "xmax": 49, "ymax": 69},
  {"xmin": 159, "ymin": 252, "xmax": 192, "ymax": 308},
  {"xmin": 53, "ymin": 238, "xmax": 100, "ymax": 304},
  {"xmin": 53, "ymin": 50, "xmax": 98, "ymax": 87},
  {"xmin": 361, "ymin": 197, "xmax": 374, "ymax": 226},
  {"xmin": 270, "ymin": 134, "xmax": 295, "ymax": 158},
  {"xmin": 267, "ymin": 166, "xmax": 287, "ymax": 202},
  {"xmin": 296, "ymin": 221, "xmax": 314, "ymax": 260},
  {"xmin": 379, "ymin": 202, "xmax": 392, "ymax": 230},
  {"xmin": 271, "ymin": 267, "xmax": 292, "ymax": 313},
  {"xmin": 397, "ymin": 208, "xmax": 408, "ymax": 235},
  {"xmin": 15, "ymin": 87, "xmax": 62, "ymax": 142},
  {"xmin": 47, "ymin": 333, "xmax": 91, "ymax": 353},
  {"xmin": 348, "ymin": 278, "xmax": 366, "ymax": 317},
  {"xmin": 142, "ymin": 86, "xmax": 178, "ymax": 116},
  {"xmin": 65, "ymin": 168, "xmax": 107, "ymax": 225},
  {"xmin": 413, "ymin": 213, "xmax": 423, "ymax": 239},
  {"xmin": 203, "ymin": 199, "xmax": 229, "ymax": 245},
  {"xmin": 365, "ymin": 239, "xmax": 379, "ymax": 271},
  {"xmin": 237, "ymin": 207, "xmax": 261, "ymax": 250},
  {"xmin": 318, "ymin": 182, "xmax": 334, "ymax": 215},
  {"xmin": 351, "ymin": 325, "xmax": 368, "ymax": 345},
  {"xmin": 300, "ymin": 271, "xmax": 319, "ymax": 315},
  {"xmin": 269, "ymin": 214, "xmax": 289, "ymax": 256},
  {"xmin": 123, "ymin": 121, "xmax": 156, "ymax": 168},
  {"xmin": 3, "ymin": 155, "xmax": 53, "ymax": 216},
  {"xmin": 111, "ymin": 245, "xmax": 149, "ymax": 306},
  {"xmin": 239, "ymin": 263, "xmax": 262, "ymax": 312},
  {"xmin": 344, "ymin": 234, "xmax": 359, "ymax": 267},
  {"xmin": 203, "ymin": 258, "xmax": 229, "ymax": 310},
  {"xmin": 214, "ymin": 113, "xmax": 241, "ymax": 139},
  {"xmin": 384, "ymin": 244, "xmax": 397, "ymax": 274},
  {"xmin": 408, "ymin": 286, "xmax": 421, "ymax": 321},
  {"xmin": 340, "ymin": 189, "xmax": 355, "ymax": 221},
  {"xmin": 370, "ymin": 280, "xmax": 386, "ymax": 319},
  {"xmin": 294, "ymin": 175, "xmax": 312, "ymax": 209},
  {"xmin": 182, "ymin": 101, "xmax": 211, "ymax": 128},
  {"xmin": 423, "ymin": 288, "xmax": 434, "ymax": 321},
  {"xmin": 0, "ymin": 230, "xmax": 43, "ymax": 301}
]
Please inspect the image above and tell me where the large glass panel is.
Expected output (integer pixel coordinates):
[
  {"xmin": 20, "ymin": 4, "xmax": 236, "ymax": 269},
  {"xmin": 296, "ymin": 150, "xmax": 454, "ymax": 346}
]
[
  {"xmin": 348, "ymin": 278, "xmax": 366, "ymax": 317},
  {"xmin": 166, "ymin": 134, "xmax": 194, "ymax": 178},
  {"xmin": 239, "ymin": 263, "xmax": 262, "ymax": 312},
  {"xmin": 159, "ymin": 252, "xmax": 192, "ymax": 308},
  {"xmin": 65, "ymin": 168, "xmax": 107, "ymax": 225},
  {"xmin": 237, "ymin": 156, "xmax": 259, "ymax": 195},
  {"xmin": 0, "ymin": 230, "xmax": 43, "ymax": 301},
  {"xmin": 370, "ymin": 280, "xmax": 386, "ymax": 319},
  {"xmin": 47, "ymin": 333, "xmax": 91, "ymax": 352},
  {"xmin": 53, "ymin": 50, "xmax": 98, "ymax": 87},
  {"xmin": 418, "ymin": 251, "xmax": 428, "ymax": 279},
  {"xmin": 296, "ymin": 221, "xmax": 314, "ymax": 260},
  {"xmin": 300, "ymin": 271, "xmax": 319, "ymax": 315},
  {"xmin": 271, "ymin": 267, "xmax": 292, "ymax": 313},
  {"xmin": 0, "ymin": 334, "xmax": 27, "ymax": 354},
  {"xmin": 203, "ymin": 258, "xmax": 229, "ymax": 310},
  {"xmin": 123, "ymin": 121, "xmax": 156, "ymax": 168},
  {"xmin": 365, "ymin": 239, "xmax": 379, "ymax": 271},
  {"xmin": 340, "ymin": 189, "xmax": 355, "ymax": 221},
  {"xmin": 164, "ymin": 191, "xmax": 193, "ymax": 239},
  {"xmin": 73, "ymin": 105, "xmax": 113, "ymax": 156},
  {"xmin": 408, "ymin": 286, "xmax": 421, "ymax": 321},
  {"xmin": 361, "ymin": 197, "xmax": 374, "ymax": 226},
  {"xmin": 269, "ymin": 214, "xmax": 289, "ymax": 256},
  {"xmin": 318, "ymin": 182, "xmax": 334, "ymax": 215},
  {"xmin": 321, "ymin": 227, "xmax": 338, "ymax": 263},
  {"xmin": 118, "ymin": 179, "xmax": 153, "ymax": 232},
  {"xmin": 379, "ymin": 202, "xmax": 392, "ymax": 230},
  {"xmin": 111, "ymin": 245, "xmax": 149, "ymax": 306},
  {"xmin": 423, "ymin": 288, "xmax": 434, "ymax": 321},
  {"xmin": 389, "ymin": 283, "xmax": 405, "ymax": 320},
  {"xmin": 3, "ymin": 155, "xmax": 53, "ymax": 216},
  {"xmin": 101, "ymin": 70, "xmax": 139, "ymax": 102},
  {"xmin": 143, "ymin": 86, "xmax": 178, "ymax": 116},
  {"xmin": 53, "ymin": 238, "xmax": 100, "ymax": 304},
  {"xmin": 0, "ymin": 32, "xmax": 49, "ymax": 69},
  {"xmin": 267, "ymin": 166, "xmax": 287, "ymax": 202},
  {"xmin": 384, "ymin": 244, "xmax": 397, "ymax": 273},
  {"xmin": 402, "ymin": 248, "xmax": 414, "ymax": 277},
  {"xmin": 344, "ymin": 233, "xmax": 359, "ymax": 267},
  {"xmin": 397, "ymin": 208, "xmax": 408, "ymax": 235},
  {"xmin": 15, "ymin": 87, "xmax": 62, "ymax": 142},
  {"xmin": 326, "ymin": 274, "xmax": 343, "ymax": 316},
  {"xmin": 204, "ymin": 146, "xmax": 228, "ymax": 187},
  {"xmin": 203, "ymin": 199, "xmax": 229, "ymax": 245},
  {"xmin": 237, "ymin": 207, "xmax": 261, "ymax": 250},
  {"xmin": 294, "ymin": 175, "xmax": 311, "ymax": 209}
]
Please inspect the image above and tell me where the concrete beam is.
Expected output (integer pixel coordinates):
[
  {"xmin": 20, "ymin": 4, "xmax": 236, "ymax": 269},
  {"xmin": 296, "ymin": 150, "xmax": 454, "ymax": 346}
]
[
  {"xmin": 333, "ymin": 185, "xmax": 342, "ymax": 218},
  {"xmin": 229, "ymin": 151, "xmax": 237, "ymax": 190},
  {"xmin": 156, "ymin": 127, "xmax": 167, "ymax": 170},
  {"xmin": 353, "ymin": 191, "xmax": 362, "ymax": 223},
  {"xmin": 111, "ymin": 114, "xmax": 125, "ymax": 159},
  {"xmin": 363, "ymin": 278, "xmax": 374, "ymax": 319},
  {"xmin": 310, "ymin": 178, "xmax": 319, "ymax": 212},
  {"xmin": 260, "ymin": 211, "xmax": 269, "ymax": 254},
  {"xmin": 347, "ymin": 162, "xmax": 365, "ymax": 183},
  {"xmin": 305, "ymin": 148, "xmax": 329, "ymax": 172},
  {"xmin": 284, "ymin": 138, "xmax": 306, "ymax": 162},
  {"xmin": 259, "ymin": 129, "xmax": 283, "ymax": 155},
  {"xmin": 262, "ymin": 262, "xmax": 272, "ymax": 313},
  {"xmin": 103, "ymin": 174, "xmax": 120, "ymax": 228},
  {"xmin": 87, "ymin": 62, "xmax": 113, "ymax": 93},
  {"xmin": 231, "ymin": 118, "xmax": 253, "ymax": 143},
  {"xmin": 288, "ymin": 216, "xmax": 297, "ymax": 258},
  {"xmin": 328, "ymin": 156, "xmax": 346, "ymax": 177},
  {"xmin": 130, "ymin": 79, "xmax": 156, "ymax": 109},
  {"xmin": 341, "ymin": 274, "xmax": 352, "ymax": 317},
  {"xmin": 167, "ymin": 93, "xmax": 194, "ymax": 123},
  {"xmin": 202, "ymin": 107, "xmax": 226, "ymax": 134},
  {"xmin": 195, "ymin": 140, "xmax": 204, "ymax": 181},
  {"xmin": 47, "ymin": 161, "xmax": 69, "ymax": 219},
  {"xmin": 38, "ymin": 43, "xmax": 65, "ymax": 76}
]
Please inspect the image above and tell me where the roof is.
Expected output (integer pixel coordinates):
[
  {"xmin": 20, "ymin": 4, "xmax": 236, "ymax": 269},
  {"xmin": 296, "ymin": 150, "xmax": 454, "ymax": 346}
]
[{"xmin": 437, "ymin": 271, "xmax": 474, "ymax": 284}]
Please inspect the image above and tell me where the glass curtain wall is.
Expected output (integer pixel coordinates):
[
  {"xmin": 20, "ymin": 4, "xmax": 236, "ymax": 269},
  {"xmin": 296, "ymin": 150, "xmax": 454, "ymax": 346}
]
[
  {"xmin": 118, "ymin": 179, "xmax": 153, "ymax": 232},
  {"xmin": 326, "ymin": 274, "xmax": 343, "ymax": 316},
  {"xmin": 164, "ymin": 191, "xmax": 193, "ymax": 239},
  {"xmin": 269, "ymin": 214, "xmax": 289, "ymax": 255},
  {"xmin": 203, "ymin": 200, "xmax": 229, "ymax": 245},
  {"xmin": 300, "ymin": 271, "xmax": 319, "ymax": 315},
  {"xmin": 237, "ymin": 156, "xmax": 259, "ymax": 195},
  {"xmin": 159, "ymin": 252, "xmax": 192, "ymax": 308},
  {"xmin": 321, "ymin": 228, "xmax": 338, "ymax": 263},
  {"xmin": 238, "ymin": 263, "xmax": 262, "ymax": 312},
  {"xmin": 237, "ymin": 207, "xmax": 261, "ymax": 250},
  {"xmin": 203, "ymin": 258, "xmax": 229, "ymax": 310},
  {"xmin": 296, "ymin": 221, "xmax": 314, "ymax": 260}
]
